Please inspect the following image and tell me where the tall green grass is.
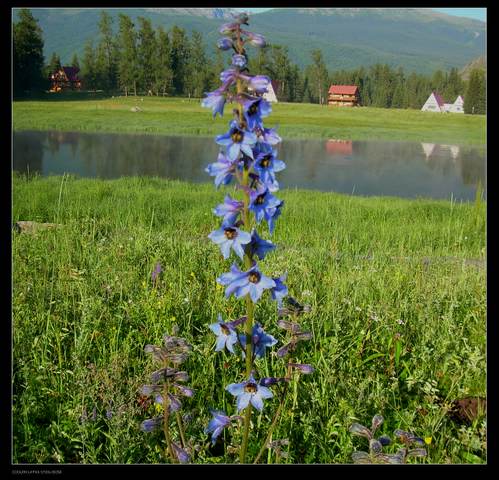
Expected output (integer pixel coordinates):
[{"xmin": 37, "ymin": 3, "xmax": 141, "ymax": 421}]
[
  {"xmin": 13, "ymin": 96, "xmax": 486, "ymax": 145},
  {"xmin": 12, "ymin": 174, "xmax": 486, "ymax": 463}
]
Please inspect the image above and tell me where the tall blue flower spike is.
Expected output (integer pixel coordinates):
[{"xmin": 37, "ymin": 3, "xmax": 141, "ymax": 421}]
[{"xmin": 201, "ymin": 12, "xmax": 305, "ymax": 463}]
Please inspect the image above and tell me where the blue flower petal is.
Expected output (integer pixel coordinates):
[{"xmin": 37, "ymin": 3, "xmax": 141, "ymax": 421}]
[
  {"xmin": 250, "ymin": 392, "xmax": 264, "ymax": 411},
  {"xmin": 226, "ymin": 382, "xmax": 245, "ymax": 396},
  {"xmin": 208, "ymin": 228, "xmax": 227, "ymax": 244},
  {"xmin": 227, "ymin": 142, "xmax": 241, "ymax": 161},
  {"xmin": 216, "ymin": 134, "xmax": 233, "ymax": 146},
  {"xmin": 236, "ymin": 392, "xmax": 251, "ymax": 411},
  {"xmin": 258, "ymin": 385, "xmax": 274, "ymax": 399},
  {"xmin": 240, "ymin": 143, "xmax": 254, "ymax": 159}
]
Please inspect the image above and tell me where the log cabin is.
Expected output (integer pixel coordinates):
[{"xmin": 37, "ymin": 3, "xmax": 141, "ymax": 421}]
[
  {"xmin": 49, "ymin": 66, "xmax": 82, "ymax": 93},
  {"xmin": 328, "ymin": 85, "xmax": 359, "ymax": 107}
]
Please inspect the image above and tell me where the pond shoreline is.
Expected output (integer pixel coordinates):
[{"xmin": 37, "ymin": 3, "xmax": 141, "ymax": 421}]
[{"xmin": 13, "ymin": 130, "xmax": 486, "ymax": 201}]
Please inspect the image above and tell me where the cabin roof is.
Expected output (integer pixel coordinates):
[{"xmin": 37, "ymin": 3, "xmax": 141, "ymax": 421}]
[
  {"xmin": 329, "ymin": 85, "xmax": 359, "ymax": 95},
  {"xmin": 62, "ymin": 66, "xmax": 80, "ymax": 81},
  {"xmin": 432, "ymin": 91, "xmax": 445, "ymax": 107}
]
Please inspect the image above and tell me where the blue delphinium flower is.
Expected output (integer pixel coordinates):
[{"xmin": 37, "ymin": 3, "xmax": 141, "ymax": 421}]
[
  {"xmin": 208, "ymin": 223, "xmax": 251, "ymax": 260},
  {"xmin": 219, "ymin": 22, "xmax": 239, "ymax": 35},
  {"xmin": 249, "ymin": 185, "xmax": 281, "ymax": 225},
  {"xmin": 205, "ymin": 410, "xmax": 231, "ymax": 445},
  {"xmin": 267, "ymin": 200, "xmax": 284, "ymax": 234},
  {"xmin": 141, "ymin": 416, "xmax": 163, "ymax": 432},
  {"xmin": 151, "ymin": 261, "xmax": 162, "ymax": 283},
  {"xmin": 257, "ymin": 126, "xmax": 282, "ymax": 146},
  {"xmin": 247, "ymin": 75, "xmax": 271, "ymax": 94},
  {"xmin": 209, "ymin": 314, "xmax": 239, "ymax": 354},
  {"xmin": 239, "ymin": 322, "xmax": 278, "ymax": 359},
  {"xmin": 259, "ymin": 377, "xmax": 289, "ymax": 387},
  {"xmin": 232, "ymin": 54, "xmax": 247, "ymax": 68},
  {"xmin": 220, "ymin": 68, "xmax": 238, "ymax": 85},
  {"xmin": 226, "ymin": 373, "xmax": 273, "ymax": 411},
  {"xmin": 217, "ymin": 38, "xmax": 233, "ymax": 50},
  {"xmin": 232, "ymin": 12, "xmax": 249, "ymax": 24},
  {"xmin": 172, "ymin": 442, "xmax": 190, "ymax": 463},
  {"xmin": 216, "ymin": 124, "xmax": 257, "ymax": 161},
  {"xmin": 201, "ymin": 90, "xmax": 226, "ymax": 118},
  {"xmin": 270, "ymin": 273, "xmax": 288, "ymax": 308},
  {"xmin": 239, "ymin": 94, "xmax": 272, "ymax": 130},
  {"xmin": 217, "ymin": 262, "xmax": 276, "ymax": 303},
  {"xmin": 205, "ymin": 152, "xmax": 239, "ymax": 188},
  {"xmin": 243, "ymin": 31, "xmax": 266, "ymax": 48},
  {"xmin": 254, "ymin": 149, "xmax": 286, "ymax": 191},
  {"xmin": 213, "ymin": 195, "xmax": 244, "ymax": 225},
  {"xmin": 287, "ymin": 363, "xmax": 315, "ymax": 374},
  {"xmin": 247, "ymin": 228, "xmax": 276, "ymax": 260}
]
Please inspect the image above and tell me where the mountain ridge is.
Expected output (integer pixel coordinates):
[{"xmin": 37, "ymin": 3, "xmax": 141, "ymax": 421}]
[{"xmin": 14, "ymin": 7, "xmax": 486, "ymax": 75}]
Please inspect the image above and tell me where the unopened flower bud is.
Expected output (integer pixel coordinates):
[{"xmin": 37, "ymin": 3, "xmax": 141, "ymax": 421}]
[{"xmin": 217, "ymin": 38, "xmax": 233, "ymax": 50}]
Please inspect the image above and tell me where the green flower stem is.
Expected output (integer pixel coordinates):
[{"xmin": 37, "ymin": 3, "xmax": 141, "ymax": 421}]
[
  {"xmin": 175, "ymin": 411, "xmax": 187, "ymax": 449},
  {"xmin": 253, "ymin": 363, "xmax": 293, "ymax": 464},
  {"xmin": 162, "ymin": 384, "xmax": 176, "ymax": 463},
  {"xmin": 236, "ymin": 23, "xmax": 255, "ymax": 465}
]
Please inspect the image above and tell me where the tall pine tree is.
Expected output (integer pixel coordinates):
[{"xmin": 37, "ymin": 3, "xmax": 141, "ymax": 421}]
[
  {"xmin": 116, "ymin": 14, "xmax": 138, "ymax": 96},
  {"xmin": 186, "ymin": 31, "xmax": 210, "ymax": 99},
  {"xmin": 465, "ymin": 68, "xmax": 486, "ymax": 114},
  {"xmin": 82, "ymin": 40, "xmax": 97, "ymax": 91},
  {"xmin": 137, "ymin": 17, "xmax": 156, "ymax": 95},
  {"xmin": 154, "ymin": 26, "xmax": 173, "ymax": 96},
  {"xmin": 71, "ymin": 53, "xmax": 80, "ymax": 70},
  {"xmin": 170, "ymin": 26, "xmax": 189, "ymax": 96},
  {"xmin": 309, "ymin": 50, "xmax": 329, "ymax": 105},
  {"xmin": 13, "ymin": 8, "xmax": 45, "ymax": 95}
]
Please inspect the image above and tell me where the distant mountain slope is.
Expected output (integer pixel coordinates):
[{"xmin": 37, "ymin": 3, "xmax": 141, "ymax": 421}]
[
  {"xmin": 460, "ymin": 55, "xmax": 486, "ymax": 81},
  {"xmin": 14, "ymin": 7, "xmax": 485, "ymax": 75}
]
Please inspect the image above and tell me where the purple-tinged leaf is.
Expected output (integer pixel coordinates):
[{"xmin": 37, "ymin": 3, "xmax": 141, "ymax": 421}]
[
  {"xmin": 369, "ymin": 438, "xmax": 383, "ymax": 455},
  {"xmin": 349, "ymin": 423, "xmax": 372, "ymax": 439},
  {"xmin": 407, "ymin": 448, "xmax": 427, "ymax": 458},
  {"xmin": 371, "ymin": 414, "xmax": 384, "ymax": 433},
  {"xmin": 172, "ymin": 442, "xmax": 190, "ymax": 463},
  {"xmin": 352, "ymin": 451, "xmax": 372, "ymax": 464}
]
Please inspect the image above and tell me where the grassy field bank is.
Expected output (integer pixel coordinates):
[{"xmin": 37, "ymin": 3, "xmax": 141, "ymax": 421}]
[
  {"xmin": 12, "ymin": 174, "xmax": 486, "ymax": 464},
  {"xmin": 13, "ymin": 95, "xmax": 486, "ymax": 145}
]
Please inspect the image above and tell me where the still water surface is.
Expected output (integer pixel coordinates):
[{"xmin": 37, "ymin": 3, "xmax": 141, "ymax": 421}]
[{"xmin": 13, "ymin": 131, "xmax": 486, "ymax": 201}]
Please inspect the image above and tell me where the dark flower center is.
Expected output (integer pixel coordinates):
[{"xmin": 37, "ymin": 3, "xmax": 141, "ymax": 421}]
[
  {"xmin": 260, "ymin": 155, "xmax": 272, "ymax": 168},
  {"xmin": 255, "ymin": 194, "xmax": 266, "ymax": 205},
  {"xmin": 244, "ymin": 382, "xmax": 258, "ymax": 394},
  {"xmin": 224, "ymin": 228, "xmax": 237, "ymax": 240},
  {"xmin": 221, "ymin": 324, "xmax": 231, "ymax": 335},
  {"xmin": 248, "ymin": 272, "xmax": 261, "ymax": 284},
  {"xmin": 248, "ymin": 103, "xmax": 259, "ymax": 116},
  {"xmin": 231, "ymin": 130, "xmax": 244, "ymax": 143}
]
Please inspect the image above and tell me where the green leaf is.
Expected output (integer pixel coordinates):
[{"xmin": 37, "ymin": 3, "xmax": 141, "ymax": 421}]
[{"xmin": 361, "ymin": 352, "xmax": 385, "ymax": 366}]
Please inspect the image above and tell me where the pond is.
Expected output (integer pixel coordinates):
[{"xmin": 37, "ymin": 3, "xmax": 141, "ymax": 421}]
[{"xmin": 13, "ymin": 131, "xmax": 486, "ymax": 201}]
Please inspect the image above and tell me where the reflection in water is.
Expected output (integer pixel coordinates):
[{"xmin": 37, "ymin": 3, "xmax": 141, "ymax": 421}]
[{"xmin": 13, "ymin": 131, "xmax": 486, "ymax": 201}]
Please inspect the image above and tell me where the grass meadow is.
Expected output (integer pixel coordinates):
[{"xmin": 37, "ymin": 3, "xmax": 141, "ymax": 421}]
[
  {"xmin": 12, "ymin": 173, "xmax": 486, "ymax": 464},
  {"xmin": 13, "ymin": 95, "xmax": 486, "ymax": 145}
]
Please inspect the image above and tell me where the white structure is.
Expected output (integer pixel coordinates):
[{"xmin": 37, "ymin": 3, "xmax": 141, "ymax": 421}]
[
  {"xmin": 421, "ymin": 92, "xmax": 445, "ymax": 112},
  {"xmin": 448, "ymin": 95, "xmax": 464, "ymax": 113},
  {"xmin": 263, "ymin": 82, "xmax": 278, "ymax": 103},
  {"xmin": 247, "ymin": 81, "xmax": 278, "ymax": 103},
  {"xmin": 421, "ymin": 142, "xmax": 436, "ymax": 159},
  {"xmin": 422, "ymin": 92, "xmax": 464, "ymax": 113}
]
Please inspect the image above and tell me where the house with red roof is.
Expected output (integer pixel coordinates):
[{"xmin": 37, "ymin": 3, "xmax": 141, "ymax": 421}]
[
  {"xmin": 328, "ymin": 85, "xmax": 359, "ymax": 107},
  {"xmin": 49, "ymin": 66, "xmax": 81, "ymax": 93}
]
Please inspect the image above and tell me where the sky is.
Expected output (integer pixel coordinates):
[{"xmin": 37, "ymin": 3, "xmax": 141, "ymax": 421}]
[{"xmin": 233, "ymin": 7, "xmax": 486, "ymax": 22}]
